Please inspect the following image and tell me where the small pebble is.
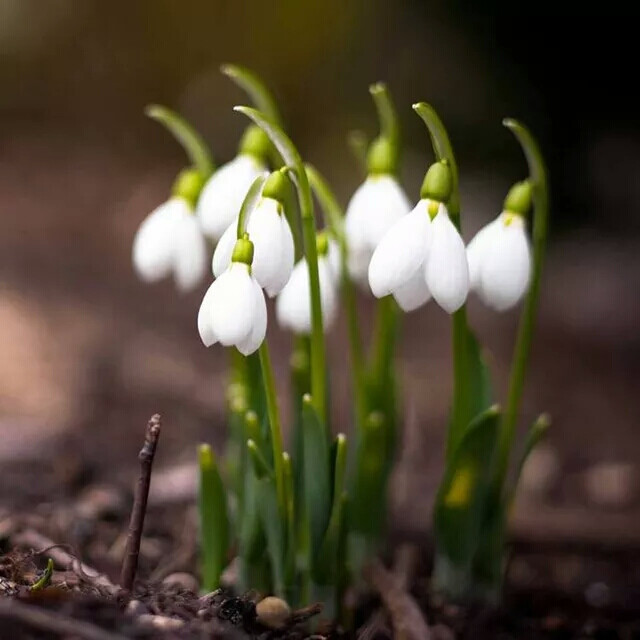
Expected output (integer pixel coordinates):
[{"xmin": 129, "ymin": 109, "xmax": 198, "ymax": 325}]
[
  {"xmin": 584, "ymin": 461, "xmax": 636, "ymax": 508},
  {"xmin": 162, "ymin": 572, "xmax": 199, "ymax": 593},
  {"xmin": 125, "ymin": 599, "xmax": 149, "ymax": 616},
  {"xmin": 137, "ymin": 614, "xmax": 185, "ymax": 630},
  {"xmin": 256, "ymin": 596, "xmax": 291, "ymax": 630}
]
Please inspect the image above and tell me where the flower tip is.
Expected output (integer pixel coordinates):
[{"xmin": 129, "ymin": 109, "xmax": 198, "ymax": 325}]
[
  {"xmin": 369, "ymin": 82, "xmax": 386, "ymax": 95},
  {"xmin": 302, "ymin": 393, "xmax": 313, "ymax": 406},
  {"xmin": 220, "ymin": 63, "xmax": 236, "ymax": 77},
  {"xmin": 488, "ymin": 404, "xmax": 501, "ymax": 416}
]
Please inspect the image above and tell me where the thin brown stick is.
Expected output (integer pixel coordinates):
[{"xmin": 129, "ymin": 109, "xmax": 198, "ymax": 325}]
[
  {"xmin": 120, "ymin": 414, "xmax": 161, "ymax": 592},
  {"xmin": 12, "ymin": 530, "xmax": 120, "ymax": 597},
  {"xmin": 364, "ymin": 558, "xmax": 431, "ymax": 640},
  {"xmin": 0, "ymin": 598, "xmax": 128, "ymax": 640}
]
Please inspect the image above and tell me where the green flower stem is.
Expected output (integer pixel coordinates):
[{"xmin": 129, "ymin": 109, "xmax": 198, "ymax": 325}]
[
  {"xmin": 413, "ymin": 102, "xmax": 469, "ymax": 458},
  {"xmin": 235, "ymin": 106, "xmax": 327, "ymax": 425},
  {"xmin": 258, "ymin": 341, "xmax": 286, "ymax": 519},
  {"xmin": 494, "ymin": 119, "xmax": 549, "ymax": 491},
  {"xmin": 222, "ymin": 64, "xmax": 282, "ymax": 124},
  {"xmin": 367, "ymin": 83, "xmax": 400, "ymax": 175},
  {"xmin": 370, "ymin": 296, "xmax": 399, "ymax": 392},
  {"xmin": 145, "ymin": 104, "xmax": 214, "ymax": 179},
  {"xmin": 304, "ymin": 164, "xmax": 367, "ymax": 425},
  {"xmin": 236, "ymin": 174, "xmax": 268, "ymax": 239}
]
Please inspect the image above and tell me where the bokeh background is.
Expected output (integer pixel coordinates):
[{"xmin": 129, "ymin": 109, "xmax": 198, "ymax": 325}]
[{"xmin": 1, "ymin": 2, "xmax": 639, "ymax": 544}]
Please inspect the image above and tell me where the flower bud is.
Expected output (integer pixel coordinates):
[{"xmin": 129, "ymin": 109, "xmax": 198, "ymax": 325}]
[
  {"xmin": 316, "ymin": 230, "xmax": 329, "ymax": 256},
  {"xmin": 503, "ymin": 179, "xmax": 533, "ymax": 217},
  {"xmin": 366, "ymin": 137, "xmax": 398, "ymax": 175},
  {"xmin": 231, "ymin": 236, "xmax": 254, "ymax": 265},
  {"xmin": 262, "ymin": 169, "xmax": 289, "ymax": 204},
  {"xmin": 171, "ymin": 168, "xmax": 206, "ymax": 207},
  {"xmin": 238, "ymin": 124, "xmax": 272, "ymax": 161},
  {"xmin": 420, "ymin": 160, "xmax": 453, "ymax": 203}
]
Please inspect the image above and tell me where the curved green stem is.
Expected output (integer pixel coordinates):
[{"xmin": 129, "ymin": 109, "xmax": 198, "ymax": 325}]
[
  {"xmin": 367, "ymin": 83, "xmax": 400, "ymax": 175},
  {"xmin": 305, "ymin": 164, "xmax": 366, "ymax": 426},
  {"xmin": 370, "ymin": 83, "xmax": 399, "ymax": 151},
  {"xmin": 370, "ymin": 296, "xmax": 399, "ymax": 387},
  {"xmin": 222, "ymin": 64, "xmax": 282, "ymax": 125},
  {"xmin": 413, "ymin": 102, "xmax": 470, "ymax": 458},
  {"xmin": 494, "ymin": 119, "xmax": 549, "ymax": 490},
  {"xmin": 236, "ymin": 174, "xmax": 268, "ymax": 239},
  {"xmin": 235, "ymin": 106, "xmax": 327, "ymax": 425},
  {"xmin": 145, "ymin": 104, "xmax": 214, "ymax": 179},
  {"xmin": 258, "ymin": 341, "xmax": 286, "ymax": 517}
]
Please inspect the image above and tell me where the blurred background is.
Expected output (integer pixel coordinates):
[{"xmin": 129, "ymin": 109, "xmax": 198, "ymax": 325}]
[{"xmin": 1, "ymin": 2, "xmax": 639, "ymax": 540}]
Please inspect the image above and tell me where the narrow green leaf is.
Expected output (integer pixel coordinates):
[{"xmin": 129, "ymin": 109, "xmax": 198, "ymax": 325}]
[
  {"xmin": 237, "ymin": 174, "xmax": 268, "ymax": 239},
  {"xmin": 145, "ymin": 104, "xmax": 214, "ymax": 178},
  {"xmin": 29, "ymin": 558, "xmax": 53, "ymax": 592},
  {"xmin": 301, "ymin": 394, "xmax": 332, "ymax": 558},
  {"xmin": 198, "ymin": 444, "xmax": 230, "ymax": 592},
  {"xmin": 247, "ymin": 439, "xmax": 271, "ymax": 479},
  {"xmin": 508, "ymin": 413, "xmax": 551, "ymax": 502},
  {"xmin": 434, "ymin": 406, "xmax": 500, "ymax": 568},
  {"xmin": 221, "ymin": 64, "xmax": 281, "ymax": 124}
]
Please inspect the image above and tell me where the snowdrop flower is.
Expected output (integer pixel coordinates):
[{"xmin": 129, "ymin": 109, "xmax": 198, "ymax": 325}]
[
  {"xmin": 368, "ymin": 160, "xmax": 469, "ymax": 314},
  {"xmin": 212, "ymin": 174, "xmax": 295, "ymax": 297},
  {"xmin": 198, "ymin": 237, "xmax": 266, "ymax": 355},
  {"xmin": 132, "ymin": 169, "xmax": 208, "ymax": 292},
  {"xmin": 276, "ymin": 232, "xmax": 339, "ymax": 334},
  {"xmin": 344, "ymin": 174, "xmax": 411, "ymax": 286},
  {"xmin": 467, "ymin": 181, "xmax": 532, "ymax": 311}
]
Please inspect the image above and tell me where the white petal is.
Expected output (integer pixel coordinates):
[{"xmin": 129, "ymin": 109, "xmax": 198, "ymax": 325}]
[
  {"xmin": 132, "ymin": 198, "xmax": 182, "ymax": 283},
  {"xmin": 368, "ymin": 200, "xmax": 430, "ymax": 298},
  {"xmin": 174, "ymin": 210, "xmax": 208, "ymax": 291},
  {"xmin": 209, "ymin": 263, "xmax": 256, "ymax": 345},
  {"xmin": 425, "ymin": 209, "xmax": 469, "ymax": 313},
  {"xmin": 392, "ymin": 267, "xmax": 432, "ymax": 312},
  {"xmin": 197, "ymin": 282, "xmax": 218, "ymax": 347},
  {"xmin": 344, "ymin": 175, "xmax": 411, "ymax": 280},
  {"xmin": 478, "ymin": 215, "xmax": 532, "ymax": 311},
  {"xmin": 326, "ymin": 238, "xmax": 342, "ymax": 283},
  {"xmin": 466, "ymin": 217, "xmax": 502, "ymax": 289},
  {"xmin": 263, "ymin": 213, "xmax": 295, "ymax": 297},
  {"xmin": 212, "ymin": 220, "xmax": 237, "ymax": 277},
  {"xmin": 196, "ymin": 155, "xmax": 266, "ymax": 241},
  {"xmin": 247, "ymin": 198, "xmax": 287, "ymax": 295},
  {"xmin": 276, "ymin": 257, "xmax": 337, "ymax": 334},
  {"xmin": 236, "ymin": 277, "xmax": 267, "ymax": 355}
]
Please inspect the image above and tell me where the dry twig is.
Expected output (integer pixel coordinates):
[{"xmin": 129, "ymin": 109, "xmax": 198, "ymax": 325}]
[{"xmin": 120, "ymin": 414, "xmax": 161, "ymax": 592}]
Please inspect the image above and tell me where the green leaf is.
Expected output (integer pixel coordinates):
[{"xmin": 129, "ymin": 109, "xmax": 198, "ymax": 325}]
[
  {"xmin": 508, "ymin": 413, "xmax": 551, "ymax": 503},
  {"xmin": 221, "ymin": 64, "xmax": 281, "ymax": 124},
  {"xmin": 301, "ymin": 394, "xmax": 332, "ymax": 559},
  {"xmin": 237, "ymin": 174, "xmax": 268, "ymax": 239},
  {"xmin": 198, "ymin": 444, "xmax": 230, "ymax": 592},
  {"xmin": 247, "ymin": 439, "xmax": 271, "ymax": 479},
  {"xmin": 145, "ymin": 104, "xmax": 214, "ymax": 179},
  {"xmin": 434, "ymin": 406, "xmax": 500, "ymax": 568},
  {"xmin": 29, "ymin": 558, "xmax": 53, "ymax": 592}
]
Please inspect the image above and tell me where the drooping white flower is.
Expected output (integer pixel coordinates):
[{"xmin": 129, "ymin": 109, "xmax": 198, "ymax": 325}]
[
  {"xmin": 212, "ymin": 197, "xmax": 294, "ymax": 297},
  {"xmin": 368, "ymin": 199, "xmax": 469, "ymax": 313},
  {"xmin": 467, "ymin": 212, "xmax": 531, "ymax": 311},
  {"xmin": 133, "ymin": 197, "xmax": 208, "ymax": 292},
  {"xmin": 198, "ymin": 261, "xmax": 267, "ymax": 355},
  {"xmin": 344, "ymin": 174, "xmax": 411, "ymax": 285},
  {"xmin": 276, "ymin": 245, "xmax": 338, "ymax": 335},
  {"xmin": 196, "ymin": 155, "xmax": 267, "ymax": 241}
]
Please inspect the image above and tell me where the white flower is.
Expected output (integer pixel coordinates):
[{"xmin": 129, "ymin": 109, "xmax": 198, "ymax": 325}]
[
  {"xmin": 368, "ymin": 199, "xmax": 469, "ymax": 313},
  {"xmin": 467, "ymin": 212, "xmax": 531, "ymax": 311},
  {"xmin": 344, "ymin": 174, "xmax": 411, "ymax": 286},
  {"xmin": 132, "ymin": 197, "xmax": 208, "ymax": 292},
  {"xmin": 212, "ymin": 197, "xmax": 294, "ymax": 297},
  {"xmin": 276, "ymin": 251, "xmax": 338, "ymax": 335},
  {"xmin": 197, "ymin": 262, "xmax": 266, "ymax": 355},
  {"xmin": 196, "ymin": 155, "xmax": 266, "ymax": 241}
]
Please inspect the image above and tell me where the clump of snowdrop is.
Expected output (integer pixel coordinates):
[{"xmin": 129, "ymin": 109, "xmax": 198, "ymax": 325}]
[
  {"xmin": 197, "ymin": 126, "xmax": 270, "ymax": 241},
  {"xmin": 133, "ymin": 168, "xmax": 209, "ymax": 292},
  {"xmin": 276, "ymin": 231, "xmax": 340, "ymax": 334},
  {"xmin": 368, "ymin": 160, "xmax": 469, "ymax": 313},
  {"xmin": 467, "ymin": 180, "xmax": 533, "ymax": 311},
  {"xmin": 212, "ymin": 171, "xmax": 295, "ymax": 298},
  {"xmin": 198, "ymin": 235, "xmax": 267, "ymax": 355}
]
